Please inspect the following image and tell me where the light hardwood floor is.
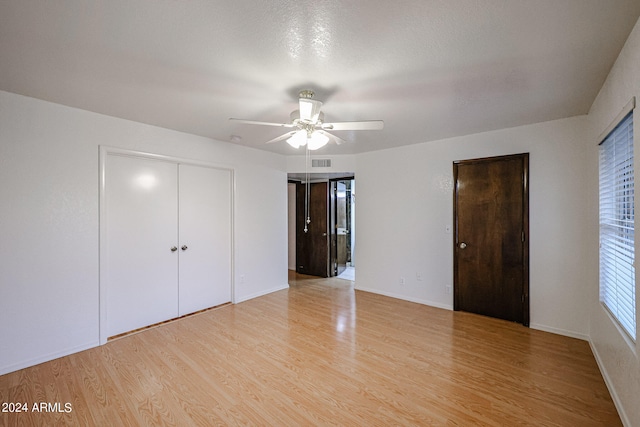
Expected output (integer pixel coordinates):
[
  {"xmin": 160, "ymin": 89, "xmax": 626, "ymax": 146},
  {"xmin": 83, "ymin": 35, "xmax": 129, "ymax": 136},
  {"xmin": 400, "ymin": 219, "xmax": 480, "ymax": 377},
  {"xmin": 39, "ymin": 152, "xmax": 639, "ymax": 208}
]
[{"xmin": 0, "ymin": 272, "xmax": 620, "ymax": 426}]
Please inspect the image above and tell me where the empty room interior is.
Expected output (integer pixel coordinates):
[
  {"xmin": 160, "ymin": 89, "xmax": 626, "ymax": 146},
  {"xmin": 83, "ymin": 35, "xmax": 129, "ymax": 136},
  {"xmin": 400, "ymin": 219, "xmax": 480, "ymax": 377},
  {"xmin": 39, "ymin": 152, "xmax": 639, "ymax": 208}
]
[{"xmin": 2, "ymin": 1, "xmax": 640, "ymax": 425}]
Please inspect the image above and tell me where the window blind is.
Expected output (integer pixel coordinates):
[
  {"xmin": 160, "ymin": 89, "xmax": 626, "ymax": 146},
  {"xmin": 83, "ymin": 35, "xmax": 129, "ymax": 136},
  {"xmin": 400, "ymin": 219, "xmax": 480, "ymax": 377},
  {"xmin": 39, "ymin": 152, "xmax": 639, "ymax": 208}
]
[{"xmin": 599, "ymin": 111, "xmax": 636, "ymax": 340}]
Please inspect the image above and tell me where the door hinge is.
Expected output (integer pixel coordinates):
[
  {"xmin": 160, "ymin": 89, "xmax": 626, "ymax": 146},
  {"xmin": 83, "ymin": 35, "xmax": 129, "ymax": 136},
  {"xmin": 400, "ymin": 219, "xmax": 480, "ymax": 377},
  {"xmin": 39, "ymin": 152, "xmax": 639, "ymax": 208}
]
[
  {"xmin": 522, "ymin": 294, "xmax": 525, "ymax": 303},
  {"xmin": 521, "ymin": 231, "xmax": 525, "ymax": 242}
]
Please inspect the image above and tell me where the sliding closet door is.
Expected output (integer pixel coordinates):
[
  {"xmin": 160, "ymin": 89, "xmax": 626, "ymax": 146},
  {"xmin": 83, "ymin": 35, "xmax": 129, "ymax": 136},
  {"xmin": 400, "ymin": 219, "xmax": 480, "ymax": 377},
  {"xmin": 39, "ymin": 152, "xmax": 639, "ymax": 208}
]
[
  {"xmin": 105, "ymin": 155, "xmax": 179, "ymax": 337},
  {"xmin": 178, "ymin": 164, "xmax": 232, "ymax": 316}
]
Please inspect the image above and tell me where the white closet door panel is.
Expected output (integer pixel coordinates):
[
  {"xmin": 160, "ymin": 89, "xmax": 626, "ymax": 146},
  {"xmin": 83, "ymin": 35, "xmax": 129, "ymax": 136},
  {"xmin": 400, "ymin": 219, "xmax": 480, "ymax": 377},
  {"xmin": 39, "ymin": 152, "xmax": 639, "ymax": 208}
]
[
  {"xmin": 105, "ymin": 155, "xmax": 179, "ymax": 336},
  {"xmin": 178, "ymin": 164, "xmax": 232, "ymax": 315}
]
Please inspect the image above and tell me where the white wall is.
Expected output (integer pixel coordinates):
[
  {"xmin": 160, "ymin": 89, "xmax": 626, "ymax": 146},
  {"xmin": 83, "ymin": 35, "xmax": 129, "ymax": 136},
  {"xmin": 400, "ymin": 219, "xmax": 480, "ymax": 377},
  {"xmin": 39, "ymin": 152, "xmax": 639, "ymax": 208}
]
[
  {"xmin": 355, "ymin": 116, "xmax": 592, "ymax": 338},
  {"xmin": 0, "ymin": 90, "xmax": 288, "ymax": 375},
  {"xmin": 587, "ymin": 16, "xmax": 640, "ymax": 427}
]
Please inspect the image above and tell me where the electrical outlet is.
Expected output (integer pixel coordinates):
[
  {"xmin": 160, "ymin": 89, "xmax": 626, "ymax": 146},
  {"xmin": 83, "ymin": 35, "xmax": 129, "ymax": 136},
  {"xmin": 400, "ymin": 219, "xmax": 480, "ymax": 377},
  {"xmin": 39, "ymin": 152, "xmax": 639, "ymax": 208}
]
[
  {"xmin": 399, "ymin": 277, "xmax": 405, "ymax": 286},
  {"xmin": 416, "ymin": 272, "xmax": 422, "ymax": 281},
  {"xmin": 240, "ymin": 275, "xmax": 245, "ymax": 284},
  {"xmin": 446, "ymin": 285, "xmax": 452, "ymax": 294}
]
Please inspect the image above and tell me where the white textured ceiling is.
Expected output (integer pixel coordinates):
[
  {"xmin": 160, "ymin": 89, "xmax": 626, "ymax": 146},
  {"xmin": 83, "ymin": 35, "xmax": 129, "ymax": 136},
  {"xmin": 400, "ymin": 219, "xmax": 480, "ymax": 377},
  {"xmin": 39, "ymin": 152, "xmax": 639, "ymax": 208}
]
[{"xmin": 1, "ymin": 1, "xmax": 639, "ymax": 155}]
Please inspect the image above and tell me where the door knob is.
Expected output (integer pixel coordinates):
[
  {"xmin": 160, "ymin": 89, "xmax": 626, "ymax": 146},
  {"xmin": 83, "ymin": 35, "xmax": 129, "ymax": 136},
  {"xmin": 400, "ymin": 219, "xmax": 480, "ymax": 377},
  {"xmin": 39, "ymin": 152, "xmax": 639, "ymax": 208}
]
[
  {"xmin": 181, "ymin": 245, "xmax": 188, "ymax": 251},
  {"xmin": 170, "ymin": 246, "xmax": 178, "ymax": 252},
  {"xmin": 459, "ymin": 242, "xmax": 467, "ymax": 249}
]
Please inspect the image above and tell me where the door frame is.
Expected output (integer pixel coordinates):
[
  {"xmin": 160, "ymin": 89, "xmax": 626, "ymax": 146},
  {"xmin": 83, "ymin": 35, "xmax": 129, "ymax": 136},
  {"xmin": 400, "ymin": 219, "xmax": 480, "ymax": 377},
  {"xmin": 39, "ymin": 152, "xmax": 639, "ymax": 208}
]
[
  {"xmin": 98, "ymin": 146, "xmax": 235, "ymax": 344},
  {"xmin": 453, "ymin": 153, "xmax": 529, "ymax": 326},
  {"xmin": 329, "ymin": 178, "xmax": 352, "ymax": 277}
]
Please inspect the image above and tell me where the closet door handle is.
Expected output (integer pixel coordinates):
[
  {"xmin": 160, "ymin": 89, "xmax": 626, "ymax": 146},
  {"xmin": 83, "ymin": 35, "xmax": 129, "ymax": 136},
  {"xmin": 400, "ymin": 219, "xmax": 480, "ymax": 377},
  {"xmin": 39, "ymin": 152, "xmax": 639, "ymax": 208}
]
[
  {"xmin": 181, "ymin": 245, "xmax": 188, "ymax": 251},
  {"xmin": 170, "ymin": 246, "xmax": 178, "ymax": 252}
]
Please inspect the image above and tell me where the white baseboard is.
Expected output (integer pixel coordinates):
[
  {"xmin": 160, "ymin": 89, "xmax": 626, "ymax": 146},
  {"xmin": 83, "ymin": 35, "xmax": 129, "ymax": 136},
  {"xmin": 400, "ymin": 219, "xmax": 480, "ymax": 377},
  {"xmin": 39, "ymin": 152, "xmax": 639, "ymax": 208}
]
[
  {"xmin": 235, "ymin": 284, "xmax": 289, "ymax": 304},
  {"xmin": 0, "ymin": 340, "xmax": 99, "ymax": 376},
  {"xmin": 529, "ymin": 323, "xmax": 589, "ymax": 341},
  {"xmin": 355, "ymin": 286, "xmax": 453, "ymax": 311},
  {"xmin": 589, "ymin": 340, "xmax": 630, "ymax": 427}
]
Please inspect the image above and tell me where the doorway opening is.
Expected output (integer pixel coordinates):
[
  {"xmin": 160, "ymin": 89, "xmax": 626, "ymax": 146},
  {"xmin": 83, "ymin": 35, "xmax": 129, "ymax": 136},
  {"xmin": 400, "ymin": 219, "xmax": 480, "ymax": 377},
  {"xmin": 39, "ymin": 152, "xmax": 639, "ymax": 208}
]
[{"xmin": 287, "ymin": 173, "xmax": 355, "ymax": 281}]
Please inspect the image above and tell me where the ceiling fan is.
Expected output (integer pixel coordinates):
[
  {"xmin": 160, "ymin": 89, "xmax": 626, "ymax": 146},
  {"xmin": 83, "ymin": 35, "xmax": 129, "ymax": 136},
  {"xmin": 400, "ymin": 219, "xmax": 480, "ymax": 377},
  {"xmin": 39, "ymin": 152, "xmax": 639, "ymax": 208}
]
[{"xmin": 229, "ymin": 90, "xmax": 384, "ymax": 150}]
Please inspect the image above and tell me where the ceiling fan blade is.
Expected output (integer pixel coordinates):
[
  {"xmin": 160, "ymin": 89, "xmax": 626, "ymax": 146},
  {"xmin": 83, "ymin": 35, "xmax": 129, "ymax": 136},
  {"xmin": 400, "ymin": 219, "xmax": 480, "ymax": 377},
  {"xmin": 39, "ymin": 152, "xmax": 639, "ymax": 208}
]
[
  {"xmin": 229, "ymin": 118, "xmax": 295, "ymax": 128},
  {"xmin": 321, "ymin": 120, "xmax": 384, "ymax": 131},
  {"xmin": 265, "ymin": 131, "xmax": 297, "ymax": 144},
  {"xmin": 317, "ymin": 130, "xmax": 346, "ymax": 145}
]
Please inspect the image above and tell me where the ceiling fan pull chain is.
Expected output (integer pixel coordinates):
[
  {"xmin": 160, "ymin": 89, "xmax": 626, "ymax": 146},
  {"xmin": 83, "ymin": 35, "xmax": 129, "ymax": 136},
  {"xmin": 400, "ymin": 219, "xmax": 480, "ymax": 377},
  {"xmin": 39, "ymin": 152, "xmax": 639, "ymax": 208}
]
[{"xmin": 304, "ymin": 145, "xmax": 311, "ymax": 233}]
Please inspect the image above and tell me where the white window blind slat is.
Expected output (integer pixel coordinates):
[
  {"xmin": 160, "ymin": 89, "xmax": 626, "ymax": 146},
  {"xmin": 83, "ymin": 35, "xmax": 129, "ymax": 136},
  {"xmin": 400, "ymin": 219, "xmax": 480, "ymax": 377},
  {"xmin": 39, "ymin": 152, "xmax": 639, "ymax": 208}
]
[{"xmin": 599, "ymin": 110, "xmax": 636, "ymax": 340}]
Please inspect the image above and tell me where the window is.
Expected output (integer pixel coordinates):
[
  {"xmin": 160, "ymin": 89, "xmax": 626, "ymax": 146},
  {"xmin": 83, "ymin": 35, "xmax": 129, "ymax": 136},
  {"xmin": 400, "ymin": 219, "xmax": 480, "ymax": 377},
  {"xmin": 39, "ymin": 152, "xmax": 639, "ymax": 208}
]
[{"xmin": 599, "ymin": 109, "xmax": 636, "ymax": 340}]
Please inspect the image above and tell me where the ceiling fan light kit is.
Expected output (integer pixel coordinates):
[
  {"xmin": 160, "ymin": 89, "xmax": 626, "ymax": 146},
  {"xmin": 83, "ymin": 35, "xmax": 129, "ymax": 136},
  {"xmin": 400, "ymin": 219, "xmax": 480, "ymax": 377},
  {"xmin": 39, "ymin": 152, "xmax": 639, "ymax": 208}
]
[
  {"xmin": 286, "ymin": 129, "xmax": 331, "ymax": 150},
  {"xmin": 306, "ymin": 132, "xmax": 330, "ymax": 150},
  {"xmin": 286, "ymin": 130, "xmax": 307, "ymax": 149},
  {"xmin": 229, "ymin": 89, "xmax": 384, "ymax": 150}
]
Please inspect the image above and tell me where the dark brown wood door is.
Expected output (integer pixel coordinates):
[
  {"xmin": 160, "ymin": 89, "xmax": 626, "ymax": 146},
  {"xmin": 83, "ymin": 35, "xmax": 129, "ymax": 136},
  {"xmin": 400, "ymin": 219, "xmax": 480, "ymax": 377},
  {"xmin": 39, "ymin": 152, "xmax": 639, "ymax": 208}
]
[
  {"xmin": 296, "ymin": 182, "xmax": 329, "ymax": 277},
  {"xmin": 453, "ymin": 153, "xmax": 529, "ymax": 325}
]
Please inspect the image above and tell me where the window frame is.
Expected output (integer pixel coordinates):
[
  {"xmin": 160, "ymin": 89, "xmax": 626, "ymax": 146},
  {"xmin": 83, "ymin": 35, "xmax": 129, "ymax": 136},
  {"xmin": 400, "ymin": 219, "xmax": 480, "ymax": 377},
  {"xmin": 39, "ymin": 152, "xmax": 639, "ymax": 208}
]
[{"xmin": 598, "ymin": 99, "xmax": 636, "ymax": 342}]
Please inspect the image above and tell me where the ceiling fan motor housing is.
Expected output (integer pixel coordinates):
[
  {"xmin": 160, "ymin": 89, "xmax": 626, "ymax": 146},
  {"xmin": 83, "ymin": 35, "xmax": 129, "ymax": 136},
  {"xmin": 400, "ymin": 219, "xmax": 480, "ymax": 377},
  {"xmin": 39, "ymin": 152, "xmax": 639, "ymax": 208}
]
[{"xmin": 298, "ymin": 95, "xmax": 323, "ymax": 124}]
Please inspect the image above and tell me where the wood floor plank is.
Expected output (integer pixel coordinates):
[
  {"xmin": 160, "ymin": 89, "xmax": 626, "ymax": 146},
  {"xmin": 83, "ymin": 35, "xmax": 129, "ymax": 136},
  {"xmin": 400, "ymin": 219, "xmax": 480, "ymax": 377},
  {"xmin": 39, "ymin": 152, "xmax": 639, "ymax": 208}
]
[{"xmin": 0, "ymin": 272, "xmax": 621, "ymax": 426}]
